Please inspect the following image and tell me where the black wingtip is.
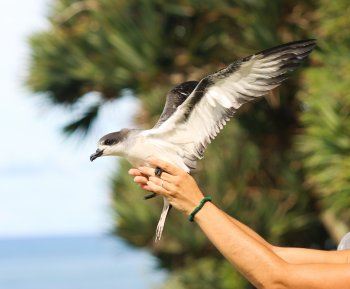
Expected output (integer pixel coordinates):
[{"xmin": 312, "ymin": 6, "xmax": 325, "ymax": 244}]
[{"xmin": 258, "ymin": 39, "xmax": 317, "ymax": 58}]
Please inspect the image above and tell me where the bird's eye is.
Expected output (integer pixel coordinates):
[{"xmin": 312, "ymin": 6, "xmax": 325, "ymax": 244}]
[{"xmin": 104, "ymin": 139, "xmax": 114, "ymax": 146}]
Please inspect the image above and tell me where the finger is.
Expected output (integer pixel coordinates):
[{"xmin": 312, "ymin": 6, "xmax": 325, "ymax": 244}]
[
  {"xmin": 129, "ymin": 169, "xmax": 150, "ymax": 182},
  {"xmin": 149, "ymin": 176, "xmax": 168, "ymax": 190},
  {"xmin": 140, "ymin": 184, "xmax": 152, "ymax": 191},
  {"xmin": 138, "ymin": 166, "xmax": 174, "ymax": 181},
  {"xmin": 146, "ymin": 179, "xmax": 168, "ymax": 197},
  {"xmin": 134, "ymin": 176, "xmax": 148, "ymax": 185},
  {"xmin": 128, "ymin": 168, "xmax": 142, "ymax": 176},
  {"xmin": 137, "ymin": 166, "xmax": 155, "ymax": 176},
  {"xmin": 136, "ymin": 182, "xmax": 152, "ymax": 191},
  {"xmin": 148, "ymin": 158, "xmax": 183, "ymax": 176},
  {"xmin": 149, "ymin": 177, "xmax": 177, "ymax": 195}
]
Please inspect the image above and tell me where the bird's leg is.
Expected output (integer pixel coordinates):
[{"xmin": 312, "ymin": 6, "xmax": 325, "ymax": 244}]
[
  {"xmin": 144, "ymin": 192, "xmax": 156, "ymax": 200},
  {"xmin": 155, "ymin": 167, "xmax": 163, "ymax": 177},
  {"xmin": 143, "ymin": 167, "xmax": 164, "ymax": 200}
]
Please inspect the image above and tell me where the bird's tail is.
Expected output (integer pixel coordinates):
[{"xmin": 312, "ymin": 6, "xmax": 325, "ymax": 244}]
[{"xmin": 155, "ymin": 198, "xmax": 172, "ymax": 242}]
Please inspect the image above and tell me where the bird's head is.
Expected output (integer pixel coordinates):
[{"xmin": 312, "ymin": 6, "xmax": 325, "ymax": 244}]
[{"xmin": 90, "ymin": 129, "xmax": 130, "ymax": 162}]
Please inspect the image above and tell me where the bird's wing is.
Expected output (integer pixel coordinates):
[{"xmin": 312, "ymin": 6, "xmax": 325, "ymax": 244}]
[
  {"xmin": 146, "ymin": 39, "xmax": 316, "ymax": 169},
  {"xmin": 153, "ymin": 81, "xmax": 199, "ymax": 128}
]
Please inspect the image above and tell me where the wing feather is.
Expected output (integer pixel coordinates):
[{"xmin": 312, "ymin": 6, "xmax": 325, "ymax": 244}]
[
  {"xmin": 148, "ymin": 39, "xmax": 316, "ymax": 170},
  {"xmin": 153, "ymin": 81, "xmax": 198, "ymax": 127}
]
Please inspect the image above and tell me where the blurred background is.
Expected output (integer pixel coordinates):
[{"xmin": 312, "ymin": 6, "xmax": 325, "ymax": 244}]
[{"xmin": 0, "ymin": 0, "xmax": 349, "ymax": 289}]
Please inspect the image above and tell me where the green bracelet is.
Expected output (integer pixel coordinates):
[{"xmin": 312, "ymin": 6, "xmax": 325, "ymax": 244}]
[{"xmin": 188, "ymin": 196, "xmax": 212, "ymax": 222}]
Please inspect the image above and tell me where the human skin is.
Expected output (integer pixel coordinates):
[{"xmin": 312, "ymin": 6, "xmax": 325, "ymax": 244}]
[{"xmin": 128, "ymin": 158, "xmax": 350, "ymax": 289}]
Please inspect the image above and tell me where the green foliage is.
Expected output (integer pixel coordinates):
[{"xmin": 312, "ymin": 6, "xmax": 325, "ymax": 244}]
[
  {"xmin": 26, "ymin": 0, "xmax": 350, "ymax": 288},
  {"xmin": 62, "ymin": 103, "xmax": 100, "ymax": 135},
  {"xmin": 27, "ymin": 0, "xmax": 315, "ymax": 133},
  {"xmin": 296, "ymin": 0, "xmax": 350, "ymax": 225}
]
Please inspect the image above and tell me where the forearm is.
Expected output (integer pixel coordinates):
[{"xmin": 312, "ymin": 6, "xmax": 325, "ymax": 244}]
[
  {"xmin": 227, "ymin": 213, "xmax": 350, "ymax": 265},
  {"xmin": 194, "ymin": 202, "xmax": 286, "ymax": 289},
  {"xmin": 226, "ymin": 214, "xmax": 273, "ymax": 250},
  {"xmin": 195, "ymin": 203, "xmax": 350, "ymax": 289},
  {"xmin": 274, "ymin": 246, "xmax": 350, "ymax": 264}
]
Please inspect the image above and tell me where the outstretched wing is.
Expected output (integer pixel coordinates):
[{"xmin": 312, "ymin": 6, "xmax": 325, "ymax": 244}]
[
  {"xmin": 153, "ymin": 81, "xmax": 199, "ymax": 128},
  {"xmin": 147, "ymin": 39, "xmax": 316, "ymax": 169}
]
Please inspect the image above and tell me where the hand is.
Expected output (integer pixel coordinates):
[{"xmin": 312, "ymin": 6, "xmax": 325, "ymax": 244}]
[{"xmin": 128, "ymin": 158, "xmax": 204, "ymax": 215}]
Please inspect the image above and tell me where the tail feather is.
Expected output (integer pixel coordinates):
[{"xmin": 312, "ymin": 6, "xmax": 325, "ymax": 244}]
[{"xmin": 155, "ymin": 198, "xmax": 172, "ymax": 242}]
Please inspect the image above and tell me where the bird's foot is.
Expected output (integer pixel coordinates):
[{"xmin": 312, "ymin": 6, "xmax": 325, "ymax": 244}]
[
  {"xmin": 143, "ymin": 167, "xmax": 163, "ymax": 200},
  {"xmin": 155, "ymin": 167, "xmax": 163, "ymax": 177},
  {"xmin": 144, "ymin": 192, "xmax": 156, "ymax": 200}
]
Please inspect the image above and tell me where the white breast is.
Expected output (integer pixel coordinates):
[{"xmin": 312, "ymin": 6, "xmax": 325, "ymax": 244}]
[{"xmin": 125, "ymin": 134, "xmax": 189, "ymax": 172}]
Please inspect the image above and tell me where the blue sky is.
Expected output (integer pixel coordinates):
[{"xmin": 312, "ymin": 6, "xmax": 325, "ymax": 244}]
[{"xmin": 0, "ymin": 0, "xmax": 138, "ymax": 238}]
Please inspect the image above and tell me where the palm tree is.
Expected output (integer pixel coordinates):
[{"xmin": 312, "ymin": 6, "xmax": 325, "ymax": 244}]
[{"xmin": 296, "ymin": 0, "xmax": 350, "ymax": 242}]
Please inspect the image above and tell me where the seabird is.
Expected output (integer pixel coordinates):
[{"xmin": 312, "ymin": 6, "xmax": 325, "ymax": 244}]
[{"xmin": 90, "ymin": 39, "xmax": 316, "ymax": 242}]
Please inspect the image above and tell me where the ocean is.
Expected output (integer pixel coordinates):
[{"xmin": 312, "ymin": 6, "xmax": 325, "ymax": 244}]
[{"xmin": 0, "ymin": 235, "xmax": 167, "ymax": 289}]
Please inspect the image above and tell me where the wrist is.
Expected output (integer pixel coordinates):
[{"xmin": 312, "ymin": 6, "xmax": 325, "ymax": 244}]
[
  {"xmin": 192, "ymin": 201, "xmax": 217, "ymax": 225},
  {"xmin": 188, "ymin": 196, "xmax": 212, "ymax": 222},
  {"xmin": 183, "ymin": 194, "xmax": 205, "ymax": 216}
]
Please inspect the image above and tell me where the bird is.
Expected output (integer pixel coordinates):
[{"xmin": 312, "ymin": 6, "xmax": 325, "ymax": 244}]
[{"xmin": 90, "ymin": 39, "xmax": 316, "ymax": 242}]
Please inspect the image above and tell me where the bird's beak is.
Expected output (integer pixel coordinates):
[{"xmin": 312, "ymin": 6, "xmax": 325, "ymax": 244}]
[{"xmin": 90, "ymin": 149, "xmax": 104, "ymax": 162}]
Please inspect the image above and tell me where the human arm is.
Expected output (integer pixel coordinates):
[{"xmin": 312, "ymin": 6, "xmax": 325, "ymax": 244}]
[
  {"xmin": 129, "ymin": 159, "xmax": 350, "ymax": 289},
  {"xmin": 129, "ymin": 163, "xmax": 350, "ymax": 265},
  {"xmin": 228, "ymin": 215, "xmax": 350, "ymax": 265},
  {"xmin": 130, "ymin": 162, "xmax": 286, "ymax": 288}
]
